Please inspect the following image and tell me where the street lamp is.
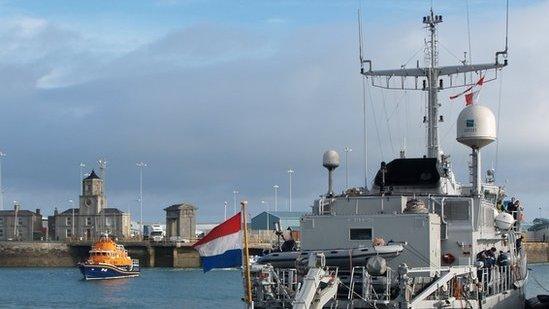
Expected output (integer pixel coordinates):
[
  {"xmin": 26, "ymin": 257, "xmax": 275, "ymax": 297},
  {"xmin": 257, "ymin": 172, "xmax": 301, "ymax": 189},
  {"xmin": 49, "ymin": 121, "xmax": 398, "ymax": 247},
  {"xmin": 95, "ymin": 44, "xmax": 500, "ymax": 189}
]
[
  {"xmin": 273, "ymin": 185, "xmax": 279, "ymax": 211},
  {"xmin": 261, "ymin": 200, "xmax": 270, "ymax": 230},
  {"xmin": 224, "ymin": 201, "xmax": 228, "ymax": 221},
  {"xmin": 0, "ymin": 151, "xmax": 5, "ymax": 211},
  {"xmin": 136, "ymin": 162, "xmax": 147, "ymax": 239},
  {"xmin": 79, "ymin": 162, "xmax": 85, "ymax": 195},
  {"xmin": 69, "ymin": 199, "xmax": 75, "ymax": 240},
  {"xmin": 287, "ymin": 169, "xmax": 294, "ymax": 211},
  {"xmin": 344, "ymin": 146, "xmax": 352, "ymax": 189},
  {"xmin": 233, "ymin": 190, "xmax": 239, "ymax": 214}
]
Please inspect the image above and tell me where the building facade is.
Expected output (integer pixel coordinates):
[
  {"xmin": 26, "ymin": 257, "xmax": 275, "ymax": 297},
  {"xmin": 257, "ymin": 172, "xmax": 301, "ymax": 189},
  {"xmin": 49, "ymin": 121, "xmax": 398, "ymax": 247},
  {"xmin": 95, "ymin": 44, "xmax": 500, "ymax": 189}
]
[
  {"xmin": 0, "ymin": 205, "xmax": 43, "ymax": 241},
  {"xmin": 52, "ymin": 170, "xmax": 131, "ymax": 241},
  {"xmin": 165, "ymin": 203, "xmax": 197, "ymax": 241},
  {"xmin": 250, "ymin": 211, "xmax": 305, "ymax": 231}
]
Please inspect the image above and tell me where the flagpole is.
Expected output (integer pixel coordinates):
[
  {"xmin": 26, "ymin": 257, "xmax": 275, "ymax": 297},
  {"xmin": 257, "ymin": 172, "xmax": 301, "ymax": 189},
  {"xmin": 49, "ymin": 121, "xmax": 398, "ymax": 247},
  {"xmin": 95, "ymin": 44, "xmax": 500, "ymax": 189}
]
[{"xmin": 241, "ymin": 201, "xmax": 253, "ymax": 307}]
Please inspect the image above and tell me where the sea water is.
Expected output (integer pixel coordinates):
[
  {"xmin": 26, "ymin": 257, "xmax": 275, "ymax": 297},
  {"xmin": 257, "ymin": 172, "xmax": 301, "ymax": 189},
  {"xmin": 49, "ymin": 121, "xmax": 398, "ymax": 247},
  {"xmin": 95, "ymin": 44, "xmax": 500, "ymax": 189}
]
[{"xmin": 0, "ymin": 264, "xmax": 547, "ymax": 308}]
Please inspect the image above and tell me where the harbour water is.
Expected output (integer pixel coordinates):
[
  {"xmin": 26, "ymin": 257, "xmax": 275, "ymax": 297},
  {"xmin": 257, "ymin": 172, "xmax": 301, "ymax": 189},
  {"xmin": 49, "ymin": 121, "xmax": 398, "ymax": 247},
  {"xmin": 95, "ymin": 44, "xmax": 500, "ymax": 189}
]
[{"xmin": 0, "ymin": 264, "xmax": 547, "ymax": 308}]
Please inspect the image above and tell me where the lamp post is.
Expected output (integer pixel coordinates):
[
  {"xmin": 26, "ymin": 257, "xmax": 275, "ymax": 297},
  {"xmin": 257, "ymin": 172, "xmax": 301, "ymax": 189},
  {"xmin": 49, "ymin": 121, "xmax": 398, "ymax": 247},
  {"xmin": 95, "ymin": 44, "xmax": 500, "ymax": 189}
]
[
  {"xmin": 0, "ymin": 151, "xmax": 5, "ymax": 211},
  {"xmin": 233, "ymin": 190, "xmax": 239, "ymax": 214},
  {"xmin": 224, "ymin": 201, "xmax": 228, "ymax": 221},
  {"xmin": 69, "ymin": 199, "xmax": 75, "ymax": 240},
  {"xmin": 344, "ymin": 146, "xmax": 352, "ymax": 189},
  {"xmin": 136, "ymin": 162, "xmax": 147, "ymax": 240},
  {"xmin": 261, "ymin": 201, "xmax": 270, "ymax": 230},
  {"xmin": 273, "ymin": 185, "xmax": 279, "ymax": 211},
  {"xmin": 79, "ymin": 162, "xmax": 85, "ymax": 195},
  {"xmin": 287, "ymin": 169, "xmax": 294, "ymax": 211}
]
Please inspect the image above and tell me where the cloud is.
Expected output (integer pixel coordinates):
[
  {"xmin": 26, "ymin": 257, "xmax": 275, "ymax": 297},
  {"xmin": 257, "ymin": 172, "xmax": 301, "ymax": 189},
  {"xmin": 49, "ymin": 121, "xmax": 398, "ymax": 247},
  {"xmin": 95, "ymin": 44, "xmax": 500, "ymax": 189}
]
[{"xmin": 0, "ymin": 1, "xmax": 548, "ymax": 222}]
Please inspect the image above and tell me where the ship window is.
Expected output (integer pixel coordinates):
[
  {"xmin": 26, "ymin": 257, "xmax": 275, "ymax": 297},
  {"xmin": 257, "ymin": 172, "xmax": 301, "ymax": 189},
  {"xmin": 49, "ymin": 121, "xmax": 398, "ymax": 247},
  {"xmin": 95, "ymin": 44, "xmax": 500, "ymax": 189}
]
[{"xmin": 350, "ymin": 228, "xmax": 372, "ymax": 240}]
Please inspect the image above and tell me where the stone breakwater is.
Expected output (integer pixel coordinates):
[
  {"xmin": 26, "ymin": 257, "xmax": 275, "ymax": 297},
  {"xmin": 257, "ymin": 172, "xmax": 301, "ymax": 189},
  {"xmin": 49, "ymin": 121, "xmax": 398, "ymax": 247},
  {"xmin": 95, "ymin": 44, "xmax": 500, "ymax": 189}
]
[
  {"xmin": 0, "ymin": 242, "xmax": 77, "ymax": 267},
  {"xmin": 0, "ymin": 241, "xmax": 201, "ymax": 268}
]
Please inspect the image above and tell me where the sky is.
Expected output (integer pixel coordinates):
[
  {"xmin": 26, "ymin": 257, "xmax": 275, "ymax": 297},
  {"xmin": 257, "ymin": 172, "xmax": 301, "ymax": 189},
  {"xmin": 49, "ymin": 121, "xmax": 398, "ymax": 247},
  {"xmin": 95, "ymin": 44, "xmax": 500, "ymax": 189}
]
[{"xmin": 0, "ymin": 0, "xmax": 547, "ymax": 223}]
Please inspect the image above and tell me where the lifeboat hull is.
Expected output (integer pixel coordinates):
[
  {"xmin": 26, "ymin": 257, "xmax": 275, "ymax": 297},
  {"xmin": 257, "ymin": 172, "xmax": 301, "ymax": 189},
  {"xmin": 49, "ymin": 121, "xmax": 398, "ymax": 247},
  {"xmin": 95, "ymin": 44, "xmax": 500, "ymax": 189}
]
[{"xmin": 78, "ymin": 263, "xmax": 140, "ymax": 280}]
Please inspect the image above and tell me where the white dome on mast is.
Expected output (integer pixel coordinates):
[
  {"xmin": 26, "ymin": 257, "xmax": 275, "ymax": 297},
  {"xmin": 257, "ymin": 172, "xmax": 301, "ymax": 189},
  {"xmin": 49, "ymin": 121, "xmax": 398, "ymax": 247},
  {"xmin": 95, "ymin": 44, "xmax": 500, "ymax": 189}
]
[{"xmin": 456, "ymin": 105, "xmax": 496, "ymax": 149}]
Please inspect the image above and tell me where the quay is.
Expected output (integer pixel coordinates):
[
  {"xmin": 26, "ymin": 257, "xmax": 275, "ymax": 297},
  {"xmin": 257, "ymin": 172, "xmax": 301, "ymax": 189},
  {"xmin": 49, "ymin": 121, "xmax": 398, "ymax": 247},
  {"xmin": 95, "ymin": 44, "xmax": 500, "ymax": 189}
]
[{"xmin": 0, "ymin": 241, "xmax": 270, "ymax": 268}]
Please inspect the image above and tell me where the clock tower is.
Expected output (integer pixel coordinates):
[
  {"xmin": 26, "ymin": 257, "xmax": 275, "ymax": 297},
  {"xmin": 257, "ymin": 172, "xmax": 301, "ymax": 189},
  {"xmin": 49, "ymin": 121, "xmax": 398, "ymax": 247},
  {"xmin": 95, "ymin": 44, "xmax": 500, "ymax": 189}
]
[{"xmin": 79, "ymin": 170, "xmax": 106, "ymax": 215}]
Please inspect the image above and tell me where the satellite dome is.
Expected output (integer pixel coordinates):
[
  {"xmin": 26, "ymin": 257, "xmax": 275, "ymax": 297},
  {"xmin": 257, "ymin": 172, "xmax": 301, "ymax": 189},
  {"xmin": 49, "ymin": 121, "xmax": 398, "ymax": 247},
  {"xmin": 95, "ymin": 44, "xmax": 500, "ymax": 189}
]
[
  {"xmin": 456, "ymin": 105, "xmax": 496, "ymax": 149},
  {"xmin": 322, "ymin": 150, "xmax": 340, "ymax": 170}
]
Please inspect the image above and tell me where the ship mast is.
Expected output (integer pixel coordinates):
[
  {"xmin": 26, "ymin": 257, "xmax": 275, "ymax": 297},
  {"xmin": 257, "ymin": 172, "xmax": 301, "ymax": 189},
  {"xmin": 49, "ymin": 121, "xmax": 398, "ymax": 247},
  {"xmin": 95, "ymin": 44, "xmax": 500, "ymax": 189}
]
[
  {"xmin": 360, "ymin": 9, "xmax": 508, "ymax": 162},
  {"xmin": 425, "ymin": 10, "xmax": 441, "ymax": 159}
]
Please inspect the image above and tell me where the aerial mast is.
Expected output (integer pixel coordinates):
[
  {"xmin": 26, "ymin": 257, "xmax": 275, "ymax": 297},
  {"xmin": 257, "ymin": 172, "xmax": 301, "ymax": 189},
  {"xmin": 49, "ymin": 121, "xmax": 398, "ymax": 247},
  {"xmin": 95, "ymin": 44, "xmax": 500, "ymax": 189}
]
[
  {"xmin": 424, "ymin": 10, "xmax": 443, "ymax": 159},
  {"xmin": 360, "ymin": 9, "xmax": 507, "ymax": 162}
]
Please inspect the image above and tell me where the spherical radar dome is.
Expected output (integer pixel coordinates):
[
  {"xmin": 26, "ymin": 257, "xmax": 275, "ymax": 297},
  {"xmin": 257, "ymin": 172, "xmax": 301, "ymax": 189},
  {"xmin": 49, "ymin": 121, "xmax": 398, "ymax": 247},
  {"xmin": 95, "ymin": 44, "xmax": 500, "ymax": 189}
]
[
  {"xmin": 322, "ymin": 150, "xmax": 340, "ymax": 170},
  {"xmin": 456, "ymin": 104, "xmax": 497, "ymax": 149}
]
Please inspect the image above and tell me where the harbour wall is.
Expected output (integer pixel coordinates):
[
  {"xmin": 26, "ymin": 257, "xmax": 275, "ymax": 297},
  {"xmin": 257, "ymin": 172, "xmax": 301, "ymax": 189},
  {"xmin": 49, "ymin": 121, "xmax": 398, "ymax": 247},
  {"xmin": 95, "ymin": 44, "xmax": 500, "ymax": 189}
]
[
  {"xmin": 524, "ymin": 242, "xmax": 549, "ymax": 264},
  {"xmin": 0, "ymin": 241, "xmax": 266, "ymax": 268}
]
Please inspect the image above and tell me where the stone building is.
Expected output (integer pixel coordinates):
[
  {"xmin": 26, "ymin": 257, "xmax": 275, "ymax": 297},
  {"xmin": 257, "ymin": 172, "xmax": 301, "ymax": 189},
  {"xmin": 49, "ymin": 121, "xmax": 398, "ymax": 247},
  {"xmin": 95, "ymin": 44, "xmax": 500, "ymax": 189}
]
[
  {"xmin": 0, "ymin": 205, "xmax": 43, "ymax": 241},
  {"xmin": 165, "ymin": 203, "xmax": 197, "ymax": 241},
  {"xmin": 52, "ymin": 170, "xmax": 131, "ymax": 241}
]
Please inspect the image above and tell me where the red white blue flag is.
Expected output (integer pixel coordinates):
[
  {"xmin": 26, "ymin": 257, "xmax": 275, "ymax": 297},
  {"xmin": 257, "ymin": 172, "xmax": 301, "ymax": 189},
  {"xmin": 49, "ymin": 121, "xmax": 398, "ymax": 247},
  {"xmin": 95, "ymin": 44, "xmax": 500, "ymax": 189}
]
[{"xmin": 192, "ymin": 212, "xmax": 242, "ymax": 272}]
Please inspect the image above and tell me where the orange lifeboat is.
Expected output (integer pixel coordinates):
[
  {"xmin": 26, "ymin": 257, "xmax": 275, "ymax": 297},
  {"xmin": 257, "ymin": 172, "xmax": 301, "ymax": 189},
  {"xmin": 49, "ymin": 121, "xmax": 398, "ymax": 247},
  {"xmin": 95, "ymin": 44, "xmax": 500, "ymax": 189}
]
[{"xmin": 78, "ymin": 234, "xmax": 139, "ymax": 280}]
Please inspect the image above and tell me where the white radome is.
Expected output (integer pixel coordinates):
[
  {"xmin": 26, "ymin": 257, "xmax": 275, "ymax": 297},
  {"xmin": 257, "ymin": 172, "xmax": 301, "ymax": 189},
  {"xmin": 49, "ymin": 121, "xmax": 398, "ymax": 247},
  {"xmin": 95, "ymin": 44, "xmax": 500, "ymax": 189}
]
[
  {"xmin": 495, "ymin": 212, "xmax": 515, "ymax": 230},
  {"xmin": 322, "ymin": 150, "xmax": 340, "ymax": 170},
  {"xmin": 456, "ymin": 105, "xmax": 497, "ymax": 149}
]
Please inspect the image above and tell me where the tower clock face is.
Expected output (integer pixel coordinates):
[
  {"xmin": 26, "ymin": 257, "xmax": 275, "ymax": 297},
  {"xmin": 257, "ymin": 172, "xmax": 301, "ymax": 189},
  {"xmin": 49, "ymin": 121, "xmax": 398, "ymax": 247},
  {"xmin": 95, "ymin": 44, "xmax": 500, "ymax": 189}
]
[{"xmin": 85, "ymin": 198, "xmax": 92, "ymax": 207}]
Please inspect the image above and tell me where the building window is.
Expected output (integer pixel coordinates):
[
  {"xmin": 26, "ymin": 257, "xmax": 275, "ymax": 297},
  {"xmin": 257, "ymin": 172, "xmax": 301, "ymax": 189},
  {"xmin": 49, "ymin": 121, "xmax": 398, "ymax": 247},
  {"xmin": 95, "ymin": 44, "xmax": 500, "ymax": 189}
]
[
  {"xmin": 18, "ymin": 217, "xmax": 23, "ymax": 226},
  {"xmin": 66, "ymin": 229, "xmax": 72, "ymax": 238},
  {"xmin": 0, "ymin": 229, "xmax": 3, "ymax": 237},
  {"xmin": 0, "ymin": 217, "xmax": 3, "ymax": 226},
  {"xmin": 349, "ymin": 228, "xmax": 372, "ymax": 241},
  {"xmin": 106, "ymin": 217, "xmax": 113, "ymax": 227},
  {"xmin": 66, "ymin": 217, "xmax": 72, "ymax": 226},
  {"xmin": 86, "ymin": 217, "xmax": 92, "ymax": 226}
]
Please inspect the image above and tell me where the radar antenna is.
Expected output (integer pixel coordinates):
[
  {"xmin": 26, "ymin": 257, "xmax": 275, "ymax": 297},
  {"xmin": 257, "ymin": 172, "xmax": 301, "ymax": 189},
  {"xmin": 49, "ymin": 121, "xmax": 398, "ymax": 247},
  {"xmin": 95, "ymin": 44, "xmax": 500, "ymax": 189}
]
[{"xmin": 360, "ymin": 9, "xmax": 508, "ymax": 160}]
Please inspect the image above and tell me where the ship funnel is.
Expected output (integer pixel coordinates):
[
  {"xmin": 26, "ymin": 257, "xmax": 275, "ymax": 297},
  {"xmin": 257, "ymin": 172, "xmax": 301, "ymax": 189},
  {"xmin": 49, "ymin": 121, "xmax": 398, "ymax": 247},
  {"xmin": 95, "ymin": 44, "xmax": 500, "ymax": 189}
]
[
  {"xmin": 456, "ymin": 105, "xmax": 497, "ymax": 196},
  {"xmin": 322, "ymin": 150, "xmax": 340, "ymax": 197}
]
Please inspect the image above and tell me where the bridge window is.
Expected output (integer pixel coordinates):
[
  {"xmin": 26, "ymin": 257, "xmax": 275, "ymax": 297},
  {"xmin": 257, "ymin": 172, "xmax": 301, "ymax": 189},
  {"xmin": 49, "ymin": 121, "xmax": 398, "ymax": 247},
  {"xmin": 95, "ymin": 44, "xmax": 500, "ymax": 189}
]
[{"xmin": 350, "ymin": 228, "xmax": 372, "ymax": 240}]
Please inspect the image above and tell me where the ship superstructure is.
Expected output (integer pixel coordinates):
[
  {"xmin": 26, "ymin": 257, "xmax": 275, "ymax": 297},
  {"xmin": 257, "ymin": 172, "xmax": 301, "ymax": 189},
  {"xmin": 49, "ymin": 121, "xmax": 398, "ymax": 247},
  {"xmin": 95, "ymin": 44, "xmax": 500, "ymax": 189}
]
[{"xmin": 246, "ymin": 8, "xmax": 527, "ymax": 309}]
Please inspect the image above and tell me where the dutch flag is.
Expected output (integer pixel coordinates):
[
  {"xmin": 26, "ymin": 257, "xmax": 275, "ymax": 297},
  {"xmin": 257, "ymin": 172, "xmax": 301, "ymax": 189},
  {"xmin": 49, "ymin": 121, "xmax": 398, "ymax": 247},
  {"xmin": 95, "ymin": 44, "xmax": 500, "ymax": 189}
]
[{"xmin": 192, "ymin": 212, "xmax": 242, "ymax": 272}]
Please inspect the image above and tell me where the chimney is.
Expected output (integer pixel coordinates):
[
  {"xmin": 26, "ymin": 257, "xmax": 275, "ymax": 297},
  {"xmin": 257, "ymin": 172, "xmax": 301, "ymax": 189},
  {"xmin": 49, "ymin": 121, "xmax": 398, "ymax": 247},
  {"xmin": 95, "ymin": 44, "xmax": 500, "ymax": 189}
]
[{"xmin": 36, "ymin": 208, "xmax": 41, "ymax": 215}]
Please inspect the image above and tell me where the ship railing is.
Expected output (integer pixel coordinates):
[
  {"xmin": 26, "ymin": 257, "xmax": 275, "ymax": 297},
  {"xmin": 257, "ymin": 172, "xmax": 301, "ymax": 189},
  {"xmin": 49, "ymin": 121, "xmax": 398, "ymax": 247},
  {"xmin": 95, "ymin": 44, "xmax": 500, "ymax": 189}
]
[
  {"xmin": 343, "ymin": 266, "xmax": 392, "ymax": 305},
  {"xmin": 479, "ymin": 265, "xmax": 516, "ymax": 297}
]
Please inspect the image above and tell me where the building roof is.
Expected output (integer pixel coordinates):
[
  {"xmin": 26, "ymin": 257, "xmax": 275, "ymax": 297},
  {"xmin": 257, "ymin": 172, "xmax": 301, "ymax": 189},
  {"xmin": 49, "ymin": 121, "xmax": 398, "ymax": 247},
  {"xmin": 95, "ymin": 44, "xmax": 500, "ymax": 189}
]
[
  {"xmin": 102, "ymin": 208, "xmax": 124, "ymax": 214},
  {"xmin": 254, "ymin": 211, "xmax": 306, "ymax": 220},
  {"xmin": 164, "ymin": 202, "xmax": 197, "ymax": 211},
  {"xmin": 85, "ymin": 170, "xmax": 100, "ymax": 180},
  {"xmin": 0, "ymin": 209, "xmax": 40, "ymax": 216},
  {"xmin": 60, "ymin": 208, "xmax": 80, "ymax": 215}
]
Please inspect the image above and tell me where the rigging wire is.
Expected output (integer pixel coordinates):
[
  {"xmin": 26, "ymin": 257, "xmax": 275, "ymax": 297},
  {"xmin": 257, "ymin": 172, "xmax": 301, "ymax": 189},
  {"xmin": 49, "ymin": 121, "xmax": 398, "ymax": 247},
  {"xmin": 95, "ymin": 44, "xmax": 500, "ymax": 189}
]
[
  {"xmin": 367, "ymin": 82, "xmax": 384, "ymax": 160},
  {"xmin": 362, "ymin": 76, "xmax": 368, "ymax": 189},
  {"xmin": 438, "ymin": 41, "xmax": 465, "ymax": 64},
  {"xmin": 465, "ymin": 0, "xmax": 473, "ymax": 64},
  {"xmin": 380, "ymin": 89, "xmax": 396, "ymax": 156},
  {"xmin": 494, "ymin": 71, "xmax": 504, "ymax": 175},
  {"xmin": 358, "ymin": 4, "xmax": 368, "ymax": 189}
]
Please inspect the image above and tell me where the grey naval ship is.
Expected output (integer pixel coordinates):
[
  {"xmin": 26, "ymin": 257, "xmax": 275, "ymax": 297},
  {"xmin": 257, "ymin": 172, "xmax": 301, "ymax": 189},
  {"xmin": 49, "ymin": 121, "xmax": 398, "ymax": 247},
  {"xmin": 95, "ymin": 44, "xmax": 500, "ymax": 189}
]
[{"xmin": 245, "ymin": 8, "xmax": 529, "ymax": 309}]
